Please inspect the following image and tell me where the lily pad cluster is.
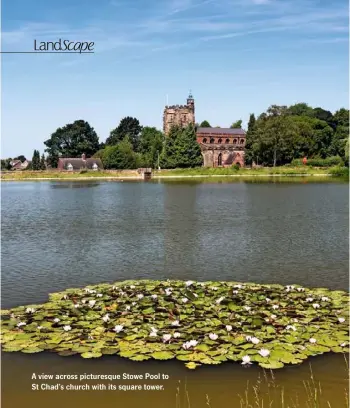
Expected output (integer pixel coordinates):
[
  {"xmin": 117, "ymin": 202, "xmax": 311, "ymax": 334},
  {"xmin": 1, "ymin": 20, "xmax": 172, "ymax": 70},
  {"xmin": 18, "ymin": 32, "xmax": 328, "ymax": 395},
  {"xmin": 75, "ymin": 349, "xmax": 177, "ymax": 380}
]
[{"xmin": 1, "ymin": 280, "xmax": 349, "ymax": 369}]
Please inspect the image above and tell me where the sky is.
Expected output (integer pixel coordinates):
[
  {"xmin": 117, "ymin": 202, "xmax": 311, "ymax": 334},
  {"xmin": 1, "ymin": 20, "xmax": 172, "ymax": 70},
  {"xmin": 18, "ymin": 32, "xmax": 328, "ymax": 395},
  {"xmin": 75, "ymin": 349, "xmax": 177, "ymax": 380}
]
[{"xmin": 1, "ymin": 0, "xmax": 349, "ymax": 158}]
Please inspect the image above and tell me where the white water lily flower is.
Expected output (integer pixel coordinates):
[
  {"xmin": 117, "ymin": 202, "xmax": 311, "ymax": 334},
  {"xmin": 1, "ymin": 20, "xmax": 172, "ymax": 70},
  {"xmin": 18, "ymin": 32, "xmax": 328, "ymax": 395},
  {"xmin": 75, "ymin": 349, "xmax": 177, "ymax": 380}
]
[
  {"xmin": 321, "ymin": 296, "xmax": 329, "ymax": 301},
  {"xmin": 89, "ymin": 300, "xmax": 96, "ymax": 307},
  {"xmin": 210, "ymin": 287, "xmax": 218, "ymax": 291},
  {"xmin": 313, "ymin": 303, "xmax": 320, "ymax": 309},
  {"xmin": 130, "ymin": 285, "xmax": 136, "ymax": 289},
  {"xmin": 74, "ymin": 303, "xmax": 81, "ymax": 308},
  {"xmin": 292, "ymin": 318, "xmax": 298, "ymax": 322},
  {"xmin": 193, "ymin": 293, "xmax": 198, "ymax": 298},
  {"xmin": 270, "ymin": 314, "xmax": 277, "ymax": 319},
  {"xmin": 102, "ymin": 314, "xmax": 110, "ymax": 322},
  {"xmin": 150, "ymin": 326, "xmax": 158, "ymax": 333},
  {"xmin": 151, "ymin": 294, "xmax": 158, "ymax": 299},
  {"xmin": 216, "ymin": 296, "xmax": 225, "ymax": 304},
  {"xmin": 243, "ymin": 306, "xmax": 251, "ymax": 311},
  {"xmin": 306, "ymin": 297, "xmax": 313, "ymax": 302},
  {"xmin": 173, "ymin": 332, "xmax": 181, "ymax": 338},
  {"xmin": 286, "ymin": 325, "xmax": 297, "ymax": 331},
  {"xmin": 341, "ymin": 342, "xmax": 347, "ymax": 347},
  {"xmin": 265, "ymin": 298, "xmax": 271, "ymax": 302},
  {"xmin": 209, "ymin": 333, "xmax": 218, "ymax": 341},
  {"xmin": 25, "ymin": 308, "xmax": 35, "ymax": 313},
  {"xmin": 309, "ymin": 338, "xmax": 317, "ymax": 344},
  {"xmin": 132, "ymin": 302, "xmax": 137, "ymax": 306},
  {"xmin": 112, "ymin": 286, "xmax": 117, "ymax": 290},
  {"xmin": 163, "ymin": 334, "xmax": 172, "ymax": 342},
  {"xmin": 232, "ymin": 290, "xmax": 239, "ymax": 295},
  {"xmin": 264, "ymin": 317, "xmax": 270, "ymax": 322},
  {"xmin": 182, "ymin": 298, "xmax": 188, "ymax": 303},
  {"xmin": 234, "ymin": 284, "xmax": 242, "ymax": 289},
  {"xmin": 165, "ymin": 289, "xmax": 172, "ymax": 296},
  {"xmin": 226, "ymin": 325, "xmax": 232, "ymax": 331},
  {"xmin": 113, "ymin": 325, "xmax": 124, "ymax": 333},
  {"xmin": 338, "ymin": 317, "xmax": 345, "ymax": 323},
  {"xmin": 54, "ymin": 318, "xmax": 60, "ymax": 323},
  {"xmin": 125, "ymin": 305, "xmax": 131, "ymax": 310},
  {"xmin": 241, "ymin": 355, "xmax": 252, "ymax": 365},
  {"xmin": 149, "ymin": 331, "xmax": 157, "ymax": 337},
  {"xmin": 251, "ymin": 337, "xmax": 260, "ymax": 344},
  {"xmin": 63, "ymin": 325, "xmax": 71, "ymax": 331},
  {"xmin": 300, "ymin": 346, "xmax": 306, "ymax": 350},
  {"xmin": 272, "ymin": 305, "xmax": 279, "ymax": 310},
  {"xmin": 17, "ymin": 322, "xmax": 26, "ymax": 327},
  {"xmin": 246, "ymin": 335, "xmax": 252, "ymax": 342},
  {"xmin": 259, "ymin": 348, "xmax": 270, "ymax": 357},
  {"xmin": 183, "ymin": 340, "xmax": 197, "ymax": 349},
  {"xmin": 137, "ymin": 294, "xmax": 144, "ymax": 300},
  {"xmin": 171, "ymin": 320, "xmax": 180, "ymax": 326},
  {"xmin": 96, "ymin": 294, "xmax": 103, "ymax": 298},
  {"xmin": 37, "ymin": 326, "xmax": 43, "ymax": 330},
  {"xmin": 185, "ymin": 281, "xmax": 194, "ymax": 287},
  {"xmin": 189, "ymin": 340, "xmax": 198, "ymax": 347},
  {"xmin": 296, "ymin": 287, "xmax": 305, "ymax": 292}
]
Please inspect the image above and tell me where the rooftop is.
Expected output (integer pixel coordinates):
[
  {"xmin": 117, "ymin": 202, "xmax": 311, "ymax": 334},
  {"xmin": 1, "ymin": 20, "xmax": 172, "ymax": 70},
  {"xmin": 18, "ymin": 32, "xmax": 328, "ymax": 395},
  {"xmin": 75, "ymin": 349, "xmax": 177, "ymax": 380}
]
[{"xmin": 196, "ymin": 127, "xmax": 246, "ymax": 135}]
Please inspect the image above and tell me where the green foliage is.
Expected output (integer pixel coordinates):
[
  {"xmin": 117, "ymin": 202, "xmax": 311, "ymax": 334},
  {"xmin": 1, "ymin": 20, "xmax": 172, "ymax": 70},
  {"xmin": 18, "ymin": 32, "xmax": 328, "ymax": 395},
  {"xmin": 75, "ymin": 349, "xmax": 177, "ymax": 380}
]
[
  {"xmin": 98, "ymin": 137, "xmax": 137, "ymax": 169},
  {"xmin": 1, "ymin": 158, "xmax": 12, "ymax": 170},
  {"xmin": 106, "ymin": 117, "xmax": 142, "ymax": 151},
  {"xmin": 31, "ymin": 150, "xmax": 41, "ymax": 170},
  {"xmin": 291, "ymin": 156, "xmax": 344, "ymax": 167},
  {"xmin": 138, "ymin": 127, "xmax": 164, "ymax": 168},
  {"xmin": 329, "ymin": 166, "xmax": 349, "ymax": 178},
  {"xmin": 44, "ymin": 120, "xmax": 100, "ymax": 168},
  {"xmin": 160, "ymin": 124, "xmax": 202, "ymax": 168},
  {"xmin": 199, "ymin": 120, "xmax": 211, "ymax": 128},
  {"xmin": 245, "ymin": 104, "xmax": 349, "ymax": 166},
  {"xmin": 230, "ymin": 120, "xmax": 242, "ymax": 129},
  {"xmin": 13, "ymin": 155, "xmax": 26, "ymax": 162},
  {"xmin": 40, "ymin": 154, "xmax": 46, "ymax": 170}
]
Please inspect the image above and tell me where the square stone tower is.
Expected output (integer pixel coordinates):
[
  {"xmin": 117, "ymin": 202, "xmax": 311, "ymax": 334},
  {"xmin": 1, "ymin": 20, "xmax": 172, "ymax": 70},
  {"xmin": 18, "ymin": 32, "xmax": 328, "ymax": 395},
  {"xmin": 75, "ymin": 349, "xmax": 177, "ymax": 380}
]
[{"xmin": 163, "ymin": 92, "xmax": 195, "ymax": 135}]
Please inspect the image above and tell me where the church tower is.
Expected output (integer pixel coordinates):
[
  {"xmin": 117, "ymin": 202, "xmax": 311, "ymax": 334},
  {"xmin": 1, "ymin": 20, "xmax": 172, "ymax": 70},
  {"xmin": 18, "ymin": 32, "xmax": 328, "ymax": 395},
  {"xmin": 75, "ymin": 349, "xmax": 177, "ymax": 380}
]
[{"xmin": 163, "ymin": 92, "xmax": 195, "ymax": 135}]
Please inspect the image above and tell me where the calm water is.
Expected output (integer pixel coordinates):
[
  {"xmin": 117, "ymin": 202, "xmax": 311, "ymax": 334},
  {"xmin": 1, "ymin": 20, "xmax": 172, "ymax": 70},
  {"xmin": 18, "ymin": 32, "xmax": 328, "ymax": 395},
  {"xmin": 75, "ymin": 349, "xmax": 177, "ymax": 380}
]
[{"xmin": 1, "ymin": 179, "xmax": 349, "ymax": 408}]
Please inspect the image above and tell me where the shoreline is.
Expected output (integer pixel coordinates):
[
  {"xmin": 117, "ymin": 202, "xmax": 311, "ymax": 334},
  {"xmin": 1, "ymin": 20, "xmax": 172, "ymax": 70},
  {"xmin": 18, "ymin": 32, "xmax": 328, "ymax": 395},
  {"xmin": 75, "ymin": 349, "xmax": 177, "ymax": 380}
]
[{"xmin": 0, "ymin": 173, "xmax": 334, "ymax": 181}]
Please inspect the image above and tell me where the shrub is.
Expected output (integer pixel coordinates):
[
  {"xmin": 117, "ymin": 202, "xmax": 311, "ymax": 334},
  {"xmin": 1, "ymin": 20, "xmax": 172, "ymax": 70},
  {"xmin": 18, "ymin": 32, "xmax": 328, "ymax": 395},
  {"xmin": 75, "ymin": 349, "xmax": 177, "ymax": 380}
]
[
  {"xmin": 291, "ymin": 156, "xmax": 344, "ymax": 167},
  {"xmin": 329, "ymin": 166, "xmax": 349, "ymax": 178},
  {"xmin": 233, "ymin": 164, "xmax": 240, "ymax": 171}
]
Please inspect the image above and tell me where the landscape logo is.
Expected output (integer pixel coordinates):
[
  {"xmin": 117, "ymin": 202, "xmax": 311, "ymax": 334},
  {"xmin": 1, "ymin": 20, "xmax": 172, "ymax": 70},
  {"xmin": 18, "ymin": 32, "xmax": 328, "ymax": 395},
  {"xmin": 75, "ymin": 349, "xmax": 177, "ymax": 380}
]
[{"xmin": 1, "ymin": 39, "xmax": 95, "ymax": 54}]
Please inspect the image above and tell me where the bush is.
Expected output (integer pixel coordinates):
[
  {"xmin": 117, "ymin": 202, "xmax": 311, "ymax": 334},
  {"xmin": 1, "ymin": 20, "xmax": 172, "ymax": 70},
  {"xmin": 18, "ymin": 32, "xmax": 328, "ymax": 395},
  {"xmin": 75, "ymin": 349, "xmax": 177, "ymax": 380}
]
[
  {"xmin": 80, "ymin": 169, "xmax": 88, "ymax": 174},
  {"xmin": 291, "ymin": 156, "xmax": 344, "ymax": 167},
  {"xmin": 329, "ymin": 166, "xmax": 349, "ymax": 178},
  {"xmin": 233, "ymin": 164, "xmax": 240, "ymax": 171}
]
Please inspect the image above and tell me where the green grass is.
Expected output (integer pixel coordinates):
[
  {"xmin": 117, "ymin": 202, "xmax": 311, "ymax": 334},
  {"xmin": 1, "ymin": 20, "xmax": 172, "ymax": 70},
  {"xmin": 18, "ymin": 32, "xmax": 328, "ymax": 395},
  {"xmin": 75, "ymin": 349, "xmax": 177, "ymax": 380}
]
[{"xmin": 1, "ymin": 166, "xmax": 347, "ymax": 180}]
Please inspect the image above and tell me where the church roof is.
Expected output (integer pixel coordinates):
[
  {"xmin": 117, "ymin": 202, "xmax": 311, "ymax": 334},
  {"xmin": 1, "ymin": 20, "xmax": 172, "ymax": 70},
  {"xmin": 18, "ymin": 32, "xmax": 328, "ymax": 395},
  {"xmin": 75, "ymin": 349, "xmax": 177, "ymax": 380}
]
[
  {"xmin": 58, "ymin": 158, "xmax": 103, "ymax": 170},
  {"xmin": 196, "ymin": 127, "xmax": 246, "ymax": 135}
]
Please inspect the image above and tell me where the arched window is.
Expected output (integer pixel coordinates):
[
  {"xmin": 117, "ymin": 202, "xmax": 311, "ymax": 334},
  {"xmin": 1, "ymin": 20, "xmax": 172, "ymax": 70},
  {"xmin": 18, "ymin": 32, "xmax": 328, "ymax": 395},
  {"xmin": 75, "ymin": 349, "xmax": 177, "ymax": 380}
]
[
  {"xmin": 67, "ymin": 163, "xmax": 73, "ymax": 171},
  {"xmin": 218, "ymin": 138, "xmax": 222, "ymax": 144},
  {"xmin": 240, "ymin": 139, "xmax": 244, "ymax": 144},
  {"xmin": 225, "ymin": 138, "xmax": 230, "ymax": 144},
  {"xmin": 218, "ymin": 153, "xmax": 222, "ymax": 166},
  {"xmin": 92, "ymin": 163, "xmax": 98, "ymax": 171},
  {"xmin": 210, "ymin": 138, "xmax": 215, "ymax": 144},
  {"xmin": 233, "ymin": 139, "xmax": 237, "ymax": 144},
  {"xmin": 203, "ymin": 138, "xmax": 207, "ymax": 143}
]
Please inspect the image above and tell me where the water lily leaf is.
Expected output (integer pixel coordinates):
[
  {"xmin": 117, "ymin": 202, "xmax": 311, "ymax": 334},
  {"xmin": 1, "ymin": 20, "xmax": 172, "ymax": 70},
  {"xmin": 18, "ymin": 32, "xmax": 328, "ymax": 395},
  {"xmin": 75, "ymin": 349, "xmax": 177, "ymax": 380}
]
[
  {"xmin": 81, "ymin": 352, "xmax": 102, "ymax": 358},
  {"xmin": 151, "ymin": 351, "xmax": 174, "ymax": 360},
  {"xmin": 58, "ymin": 350, "xmax": 77, "ymax": 356},
  {"xmin": 185, "ymin": 362, "xmax": 201, "ymax": 369},
  {"xmin": 259, "ymin": 361, "xmax": 284, "ymax": 369}
]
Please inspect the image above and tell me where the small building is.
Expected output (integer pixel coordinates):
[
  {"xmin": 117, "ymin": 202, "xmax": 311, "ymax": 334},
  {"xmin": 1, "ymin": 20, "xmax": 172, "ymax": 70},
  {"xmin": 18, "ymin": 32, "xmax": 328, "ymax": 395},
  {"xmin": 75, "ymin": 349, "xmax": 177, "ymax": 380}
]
[
  {"xmin": 10, "ymin": 159, "xmax": 30, "ymax": 170},
  {"xmin": 57, "ymin": 154, "xmax": 103, "ymax": 171},
  {"xmin": 196, "ymin": 127, "xmax": 246, "ymax": 167}
]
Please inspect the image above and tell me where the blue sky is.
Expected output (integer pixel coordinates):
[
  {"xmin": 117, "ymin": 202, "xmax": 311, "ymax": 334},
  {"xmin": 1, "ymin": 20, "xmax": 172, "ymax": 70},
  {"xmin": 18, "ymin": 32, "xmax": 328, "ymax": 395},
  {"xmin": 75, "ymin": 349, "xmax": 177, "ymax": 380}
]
[{"xmin": 1, "ymin": 0, "xmax": 349, "ymax": 158}]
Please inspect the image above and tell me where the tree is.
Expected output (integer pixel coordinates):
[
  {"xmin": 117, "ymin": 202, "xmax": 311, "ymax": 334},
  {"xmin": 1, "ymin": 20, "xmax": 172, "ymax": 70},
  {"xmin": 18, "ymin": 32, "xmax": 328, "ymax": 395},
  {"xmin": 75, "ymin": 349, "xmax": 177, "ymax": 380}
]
[
  {"xmin": 199, "ymin": 120, "xmax": 211, "ymax": 128},
  {"xmin": 287, "ymin": 103, "xmax": 313, "ymax": 117},
  {"xmin": 160, "ymin": 124, "xmax": 202, "ymax": 168},
  {"xmin": 106, "ymin": 117, "xmax": 142, "ymax": 151},
  {"xmin": 311, "ymin": 107, "xmax": 335, "ymax": 129},
  {"xmin": 1, "ymin": 158, "xmax": 12, "ymax": 170},
  {"xmin": 40, "ymin": 154, "xmax": 46, "ymax": 170},
  {"xmin": 44, "ymin": 120, "xmax": 100, "ymax": 167},
  {"xmin": 138, "ymin": 127, "xmax": 164, "ymax": 168},
  {"xmin": 31, "ymin": 150, "xmax": 41, "ymax": 170},
  {"xmin": 99, "ymin": 137, "xmax": 137, "ymax": 169},
  {"xmin": 13, "ymin": 155, "xmax": 26, "ymax": 162},
  {"xmin": 230, "ymin": 120, "xmax": 242, "ymax": 129},
  {"xmin": 244, "ymin": 114, "xmax": 257, "ymax": 165}
]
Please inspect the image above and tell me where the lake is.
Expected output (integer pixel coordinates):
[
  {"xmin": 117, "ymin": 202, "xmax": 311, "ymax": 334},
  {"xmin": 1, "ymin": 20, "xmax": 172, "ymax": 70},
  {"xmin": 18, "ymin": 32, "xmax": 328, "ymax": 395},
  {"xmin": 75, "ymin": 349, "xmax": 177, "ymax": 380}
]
[{"xmin": 1, "ymin": 179, "xmax": 349, "ymax": 408}]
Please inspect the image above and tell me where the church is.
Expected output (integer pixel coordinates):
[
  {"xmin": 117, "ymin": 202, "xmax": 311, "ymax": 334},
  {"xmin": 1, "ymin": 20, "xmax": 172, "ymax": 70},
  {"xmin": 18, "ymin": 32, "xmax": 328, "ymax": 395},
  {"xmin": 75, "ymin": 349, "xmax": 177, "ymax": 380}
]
[{"xmin": 163, "ymin": 93, "xmax": 246, "ymax": 167}]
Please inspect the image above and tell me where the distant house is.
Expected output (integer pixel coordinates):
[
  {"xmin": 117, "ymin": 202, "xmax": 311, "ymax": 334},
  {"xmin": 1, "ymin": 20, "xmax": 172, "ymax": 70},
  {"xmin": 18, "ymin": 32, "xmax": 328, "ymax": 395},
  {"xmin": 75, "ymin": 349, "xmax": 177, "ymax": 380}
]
[
  {"xmin": 10, "ymin": 159, "xmax": 30, "ymax": 170},
  {"xmin": 57, "ymin": 154, "xmax": 103, "ymax": 171}
]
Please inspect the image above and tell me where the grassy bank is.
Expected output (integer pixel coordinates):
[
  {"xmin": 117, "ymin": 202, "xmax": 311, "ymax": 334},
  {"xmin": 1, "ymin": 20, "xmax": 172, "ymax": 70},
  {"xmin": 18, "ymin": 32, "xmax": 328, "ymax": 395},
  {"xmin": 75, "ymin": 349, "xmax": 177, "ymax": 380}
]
[{"xmin": 1, "ymin": 166, "xmax": 348, "ymax": 180}]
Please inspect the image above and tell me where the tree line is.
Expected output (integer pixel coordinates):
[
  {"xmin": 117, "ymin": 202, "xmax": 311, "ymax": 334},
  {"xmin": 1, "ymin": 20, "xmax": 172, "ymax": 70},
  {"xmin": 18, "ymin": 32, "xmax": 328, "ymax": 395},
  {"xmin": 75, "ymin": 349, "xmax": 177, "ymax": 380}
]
[{"xmin": 1, "ymin": 103, "xmax": 348, "ymax": 170}]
